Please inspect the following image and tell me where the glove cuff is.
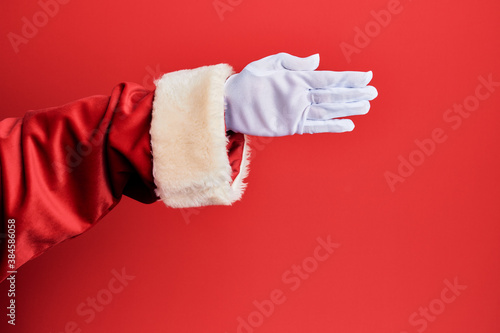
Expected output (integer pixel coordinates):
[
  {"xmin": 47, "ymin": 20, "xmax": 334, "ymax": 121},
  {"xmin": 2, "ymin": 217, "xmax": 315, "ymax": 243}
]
[{"xmin": 150, "ymin": 64, "xmax": 251, "ymax": 208}]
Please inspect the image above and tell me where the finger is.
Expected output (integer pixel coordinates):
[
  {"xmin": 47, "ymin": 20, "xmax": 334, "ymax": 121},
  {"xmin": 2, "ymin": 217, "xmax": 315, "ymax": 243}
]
[
  {"xmin": 309, "ymin": 86, "xmax": 378, "ymax": 103},
  {"xmin": 280, "ymin": 53, "xmax": 320, "ymax": 71},
  {"xmin": 297, "ymin": 70, "xmax": 373, "ymax": 88},
  {"xmin": 302, "ymin": 119, "xmax": 355, "ymax": 134},
  {"xmin": 246, "ymin": 53, "xmax": 320, "ymax": 72},
  {"xmin": 307, "ymin": 101, "xmax": 370, "ymax": 120}
]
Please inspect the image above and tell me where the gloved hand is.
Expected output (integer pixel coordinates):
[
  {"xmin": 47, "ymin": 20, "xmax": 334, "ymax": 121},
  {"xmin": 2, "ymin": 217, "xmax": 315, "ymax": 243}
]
[{"xmin": 224, "ymin": 52, "xmax": 378, "ymax": 137}]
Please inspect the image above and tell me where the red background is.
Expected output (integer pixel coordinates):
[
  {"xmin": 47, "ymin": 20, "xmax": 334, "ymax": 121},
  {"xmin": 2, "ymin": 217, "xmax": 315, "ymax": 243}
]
[{"xmin": 1, "ymin": 0, "xmax": 499, "ymax": 332}]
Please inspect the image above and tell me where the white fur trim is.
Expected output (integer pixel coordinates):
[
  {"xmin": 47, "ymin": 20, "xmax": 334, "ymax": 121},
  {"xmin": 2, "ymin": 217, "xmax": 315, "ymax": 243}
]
[
  {"xmin": 229, "ymin": 135, "xmax": 251, "ymax": 202},
  {"xmin": 150, "ymin": 64, "xmax": 250, "ymax": 208}
]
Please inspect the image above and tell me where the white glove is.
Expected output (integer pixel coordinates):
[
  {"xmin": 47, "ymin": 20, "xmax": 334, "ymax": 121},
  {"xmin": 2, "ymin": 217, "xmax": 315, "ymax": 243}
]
[{"xmin": 224, "ymin": 52, "xmax": 378, "ymax": 137}]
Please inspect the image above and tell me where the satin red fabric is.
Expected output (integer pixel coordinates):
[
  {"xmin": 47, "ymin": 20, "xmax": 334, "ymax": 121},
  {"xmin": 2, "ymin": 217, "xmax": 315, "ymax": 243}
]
[
  {"xmin": 0, "ymin": 81, "xmax": 246, "ymax": 283},
  {"xmin": 0, "ymin": 82, "xmax": 158, "ymax": 282}
]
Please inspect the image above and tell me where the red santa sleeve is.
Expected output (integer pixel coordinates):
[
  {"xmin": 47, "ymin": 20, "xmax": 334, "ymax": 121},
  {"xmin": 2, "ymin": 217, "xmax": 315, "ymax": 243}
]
[{"xmin": 0, "ymin": 63, "xmax": 251, "ymax": 283}]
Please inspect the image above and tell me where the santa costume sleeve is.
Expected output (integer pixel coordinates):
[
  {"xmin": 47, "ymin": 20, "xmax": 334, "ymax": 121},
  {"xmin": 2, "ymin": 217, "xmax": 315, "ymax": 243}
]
[{"xmin": 0, "ymin": 63, "xmax": 251, "ymax": 283}]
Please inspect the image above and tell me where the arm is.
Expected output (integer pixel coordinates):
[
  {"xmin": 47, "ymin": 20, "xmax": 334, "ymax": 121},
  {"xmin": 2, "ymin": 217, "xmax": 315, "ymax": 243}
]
[
  {"xmin": 0, "ymin": 64, "xmax": 250, "ymax": 282},
  {"xmin": 0, "ymin": 52, "xmax": 377, "ymax": 283}
]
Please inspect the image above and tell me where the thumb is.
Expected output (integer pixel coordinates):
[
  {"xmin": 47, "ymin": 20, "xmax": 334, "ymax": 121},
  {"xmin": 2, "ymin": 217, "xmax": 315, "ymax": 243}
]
[
  {"xmin": 279, "ymin": 53, "xmax": 320, "ymax": 71},
  {"xmin": 245, "ymin": 52, "xmax": 320, "ymax": 72}
]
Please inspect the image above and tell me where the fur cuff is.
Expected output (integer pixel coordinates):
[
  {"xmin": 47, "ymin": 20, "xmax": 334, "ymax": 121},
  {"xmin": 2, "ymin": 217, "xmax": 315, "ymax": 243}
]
[{"xmin": 150, "ymin": 64, "xmax": 250, "ymax": 208}]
